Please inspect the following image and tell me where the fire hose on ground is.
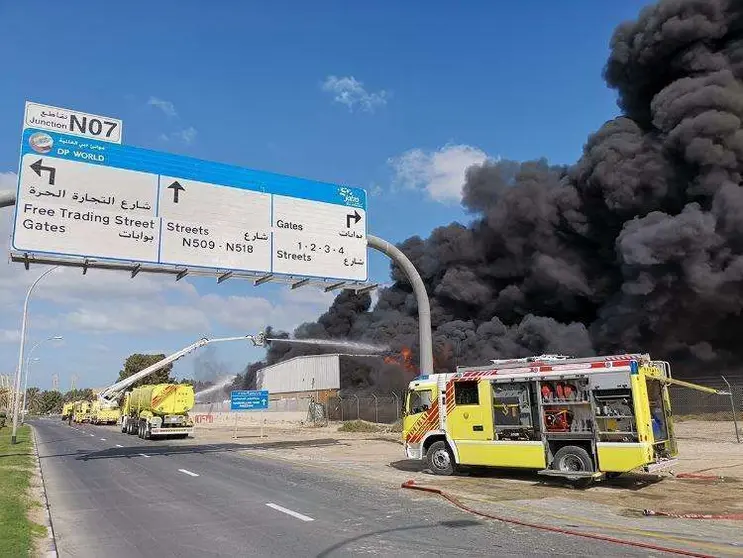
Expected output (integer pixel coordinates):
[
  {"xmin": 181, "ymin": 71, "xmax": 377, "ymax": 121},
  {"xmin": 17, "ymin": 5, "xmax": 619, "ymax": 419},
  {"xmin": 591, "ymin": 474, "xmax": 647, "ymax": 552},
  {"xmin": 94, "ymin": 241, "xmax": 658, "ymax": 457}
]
[
  {"xmin": 400, "ymin": 480, "xmax": 716, "ymax": 558},
  {"xmin": 643, "ymin": 510, "xmax": 743, "ymax": 520}
]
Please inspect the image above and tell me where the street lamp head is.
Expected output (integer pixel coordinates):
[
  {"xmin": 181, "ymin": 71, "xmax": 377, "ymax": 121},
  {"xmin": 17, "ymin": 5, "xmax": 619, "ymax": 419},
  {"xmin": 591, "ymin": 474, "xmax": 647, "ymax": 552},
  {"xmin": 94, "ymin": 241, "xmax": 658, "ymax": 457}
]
[{"xmin": 51, "ymin": 336, "xmax": 63, "ymax": 340}]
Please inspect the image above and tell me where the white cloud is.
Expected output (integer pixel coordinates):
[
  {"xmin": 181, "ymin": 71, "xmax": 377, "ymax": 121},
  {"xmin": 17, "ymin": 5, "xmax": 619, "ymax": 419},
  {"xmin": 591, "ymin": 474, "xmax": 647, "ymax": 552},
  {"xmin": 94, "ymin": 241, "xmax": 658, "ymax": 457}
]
[
  {"xmin": 369, "ymin": 183, "xmax": 383, "ymax": 197},
  {"xmin": 148, "ymin": 96, "xmax": 178, "ymax": 117},
  {"xmin": 176, "ymin": 127, "xmax": 197, "ymax": 144},
  {"xmin": 321, "ymin": 75, "xmax": 389, "ymax": 113},
  {"xmin": 197, "ymin": 287, "xmax": 333, "ymax": 334},
  {"xmin": 64, "ymin": 303, "xmax": 209, "ymax": 334},
  {"xmin": 0, "ymin": 329, "xmax": 20, "ymax": 343},
  {"xmin": 159, "ymin": 127, "xmax": 198, "ymax": 145},
  {"xmin": 0, "ymin": 172, "xmax": 17, "ymax": 191},
  {"xmin": 147, "ymin": 97, "xmax": 196, "ymax": 144},
  {"xmin": 388, "ymin": 144, "xmax": 491, "ymax": 203}
]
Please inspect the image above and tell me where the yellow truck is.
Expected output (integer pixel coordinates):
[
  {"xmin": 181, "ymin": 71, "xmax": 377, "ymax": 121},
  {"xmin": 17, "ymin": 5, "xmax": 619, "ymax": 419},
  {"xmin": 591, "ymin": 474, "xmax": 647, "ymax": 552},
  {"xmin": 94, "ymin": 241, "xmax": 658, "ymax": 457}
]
[
  {"xmin": 61, "ymin": 402, "xmax": 74, "ymax": 421},
  {"xmin": 403, "ymin": 353, "xmax": 688, "ymax": 484},
  {"xmin": 72, "ymin": 400, "xmax": 91, "ymax": 423},
  {"xmin": 90, "ymin": 400, "xmax": 121, "ymax": 425},
  {"xmin": 120, "ymin": 383, "xmax": 194, "ymax": 440}
]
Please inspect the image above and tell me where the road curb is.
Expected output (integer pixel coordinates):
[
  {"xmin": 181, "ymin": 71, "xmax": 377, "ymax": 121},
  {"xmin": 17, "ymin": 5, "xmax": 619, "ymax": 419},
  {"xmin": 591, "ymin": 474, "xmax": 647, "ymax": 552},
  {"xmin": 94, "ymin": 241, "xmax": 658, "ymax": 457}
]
[{"xmin": 30, "ymin": 426, "xmax": 58, "ymax": 558}]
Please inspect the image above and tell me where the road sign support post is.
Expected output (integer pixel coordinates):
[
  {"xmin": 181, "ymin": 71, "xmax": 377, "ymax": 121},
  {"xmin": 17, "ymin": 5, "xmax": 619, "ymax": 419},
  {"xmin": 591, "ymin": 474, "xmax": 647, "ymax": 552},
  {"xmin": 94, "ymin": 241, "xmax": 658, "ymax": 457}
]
[{"xmin": 367, "ymin": 234, "xmax": 433, "ymax": 375}]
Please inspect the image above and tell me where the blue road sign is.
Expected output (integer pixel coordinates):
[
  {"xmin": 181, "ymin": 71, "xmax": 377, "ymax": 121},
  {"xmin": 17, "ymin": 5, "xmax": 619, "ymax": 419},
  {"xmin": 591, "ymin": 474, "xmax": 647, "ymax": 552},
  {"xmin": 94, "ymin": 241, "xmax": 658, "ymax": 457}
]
[
  {"xmin": 231, "ymin": 390, "xmax": 269, "ymax": 411},
  {"xmin": 12, "ymin": 126, "xmax": 368, "ymax": 282}
]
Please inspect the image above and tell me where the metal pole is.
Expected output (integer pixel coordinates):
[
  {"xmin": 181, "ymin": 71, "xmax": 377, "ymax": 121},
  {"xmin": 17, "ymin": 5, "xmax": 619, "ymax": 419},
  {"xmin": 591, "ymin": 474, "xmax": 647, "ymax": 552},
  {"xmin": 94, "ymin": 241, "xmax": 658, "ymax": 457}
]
[
  {"xmin": 20, "ymin": 356, "xmax": 37, "ymax": 423},
  {"xmin": 367, "ymin": 235, "xmax": 433, "ymax": 374},
  {"xmin": 721, "ymin": 376, "xmax": 741, "ymax": 444},
  {"xmin": 372, "ymin": 393, "xmax": 378, "ymax": 424},
  {"xmin": 392, "ymin": 392, "xmax": 400, "ymax": 421},
  {"xmin": 11, "ymin": 266, "xmax": 59, "ymax": 444},
  {"xmin": 354, "ymin": 394, "xmax": 360, "ymax": 420},
  {"xmin": 0, "ymin": 190, "xmax": 16, "ymax": 208},
  {"xmin": 21, "ymin": 335, "xmax": 61, "ymax": 421}
]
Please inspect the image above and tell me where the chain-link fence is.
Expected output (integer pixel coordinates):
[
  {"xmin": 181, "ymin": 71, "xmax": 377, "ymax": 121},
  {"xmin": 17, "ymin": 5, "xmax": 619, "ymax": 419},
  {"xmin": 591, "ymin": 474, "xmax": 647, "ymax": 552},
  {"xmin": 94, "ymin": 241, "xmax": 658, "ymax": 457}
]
[
  {"xmin": 669, "ymin": 378, "xmax": 742, "ymax": 443},
  {"xmin": 326, "ymin": 394, "xmax": 402, "ymax": 424}
]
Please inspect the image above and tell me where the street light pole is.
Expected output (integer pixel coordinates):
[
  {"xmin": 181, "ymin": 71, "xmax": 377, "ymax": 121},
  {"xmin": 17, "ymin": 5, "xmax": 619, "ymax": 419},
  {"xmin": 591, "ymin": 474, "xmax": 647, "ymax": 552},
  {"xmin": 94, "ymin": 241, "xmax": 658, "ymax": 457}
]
[
  {"xmin": 21, "ymin": 335, "xmax": 63, "ymax": 421},
  {"xmin": 20, "ymin": 358, "xmax": 39, "ymax": 422},
  {"xmin": 11, "ymin": 266, "xmax": 59, "ymax": 444}
]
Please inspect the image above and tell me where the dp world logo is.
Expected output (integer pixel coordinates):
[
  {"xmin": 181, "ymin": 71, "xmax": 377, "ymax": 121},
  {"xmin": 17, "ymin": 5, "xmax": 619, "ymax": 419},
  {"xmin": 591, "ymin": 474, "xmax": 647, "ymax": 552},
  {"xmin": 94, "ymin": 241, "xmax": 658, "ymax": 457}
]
[
  {"xmin": 29, "ymin": 132, "xmax": 53, "ymax": 154},
  {"xmin": 338, "ymin": 186, "xmax": 361, "ymax": 207}
]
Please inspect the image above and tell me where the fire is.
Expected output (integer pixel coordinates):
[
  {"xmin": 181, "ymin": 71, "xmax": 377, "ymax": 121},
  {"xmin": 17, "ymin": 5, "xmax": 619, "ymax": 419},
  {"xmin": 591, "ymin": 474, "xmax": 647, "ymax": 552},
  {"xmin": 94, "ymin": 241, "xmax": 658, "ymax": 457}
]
[{"xmin": 384, "ymin": 346, "xmax": 417, "ymax": 375}]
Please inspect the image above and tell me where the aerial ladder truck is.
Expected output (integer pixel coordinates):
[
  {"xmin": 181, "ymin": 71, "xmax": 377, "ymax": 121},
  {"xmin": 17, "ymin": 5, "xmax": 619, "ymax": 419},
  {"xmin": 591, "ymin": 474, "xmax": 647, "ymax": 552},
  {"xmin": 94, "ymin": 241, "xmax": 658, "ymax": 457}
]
[{"xmin": 93, "ymin": 332, "xmax": 266, "ymax": 440}]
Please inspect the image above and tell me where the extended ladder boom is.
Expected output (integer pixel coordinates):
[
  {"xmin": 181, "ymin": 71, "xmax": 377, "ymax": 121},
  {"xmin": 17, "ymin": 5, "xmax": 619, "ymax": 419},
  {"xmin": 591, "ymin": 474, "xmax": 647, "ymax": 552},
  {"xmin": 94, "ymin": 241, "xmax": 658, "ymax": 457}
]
[
  {"xmin": 650, "ymin": 375, "xmax": 730, "ymax": 396},
  {"xmin": 468, "ymin": 354, "xmax": 727, "ymax": 395},
  {"xmin": 99, "ymin": 332, "xmax": 266, "ymax": 403}
]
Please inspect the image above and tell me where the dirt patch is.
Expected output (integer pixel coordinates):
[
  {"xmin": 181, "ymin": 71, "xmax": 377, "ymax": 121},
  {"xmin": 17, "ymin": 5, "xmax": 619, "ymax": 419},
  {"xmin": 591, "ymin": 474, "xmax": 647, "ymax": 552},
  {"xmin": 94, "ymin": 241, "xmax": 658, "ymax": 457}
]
[
  {"xmin": 191, "ymin": 421, "xmax": 743, "ymax": 516},
  {"xmin": 27, "ymin": 464, "xmax": 48, "ymax": 558}
]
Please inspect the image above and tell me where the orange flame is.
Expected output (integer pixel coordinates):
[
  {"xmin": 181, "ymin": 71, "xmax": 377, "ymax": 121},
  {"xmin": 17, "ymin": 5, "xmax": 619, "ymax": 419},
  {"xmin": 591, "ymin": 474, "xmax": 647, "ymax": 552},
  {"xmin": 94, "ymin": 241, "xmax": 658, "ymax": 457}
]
[{"xmin": 384, "ymin": 346, "xmax": 417, "ymax": 375}]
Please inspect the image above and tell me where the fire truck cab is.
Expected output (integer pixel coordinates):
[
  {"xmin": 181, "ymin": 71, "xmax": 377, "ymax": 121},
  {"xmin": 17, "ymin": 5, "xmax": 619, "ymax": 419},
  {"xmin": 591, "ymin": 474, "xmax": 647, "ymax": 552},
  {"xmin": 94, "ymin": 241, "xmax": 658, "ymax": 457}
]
[{"xmin": 402, "ymin": 353, "xmax": 679, "ymax": 483}]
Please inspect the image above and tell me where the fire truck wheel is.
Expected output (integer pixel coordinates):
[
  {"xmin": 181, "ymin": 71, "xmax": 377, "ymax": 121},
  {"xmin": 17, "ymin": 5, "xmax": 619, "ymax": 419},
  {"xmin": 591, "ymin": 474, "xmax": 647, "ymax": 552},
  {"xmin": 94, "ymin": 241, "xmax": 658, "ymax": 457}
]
[
  {"xmin": 552, "ymin": 445, "xmax": 594, "ymax": 473},
  {"xmin": 426, "ymin": 441, "xmax": 455, "ymax": 476}
]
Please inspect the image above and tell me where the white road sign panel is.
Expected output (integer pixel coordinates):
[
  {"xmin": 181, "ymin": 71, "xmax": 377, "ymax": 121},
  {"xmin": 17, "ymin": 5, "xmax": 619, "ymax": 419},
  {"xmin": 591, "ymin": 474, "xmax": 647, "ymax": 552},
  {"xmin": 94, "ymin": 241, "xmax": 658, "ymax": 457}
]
[
  {"xmin": 11, "ymin": 128, "xmax": 367, "ymax": 282},
  {"xmin": 24, "ymin": 102, "xmax": 123, "ymax": 144}
]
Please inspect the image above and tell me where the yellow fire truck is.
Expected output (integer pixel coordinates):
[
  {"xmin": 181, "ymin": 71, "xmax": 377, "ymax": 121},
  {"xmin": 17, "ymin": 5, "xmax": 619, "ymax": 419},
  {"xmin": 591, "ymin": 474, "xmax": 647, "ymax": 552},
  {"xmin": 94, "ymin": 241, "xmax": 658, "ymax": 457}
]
[{"xmin": 402, "ymin": 353, "xmax": 718, "ymax": 483}]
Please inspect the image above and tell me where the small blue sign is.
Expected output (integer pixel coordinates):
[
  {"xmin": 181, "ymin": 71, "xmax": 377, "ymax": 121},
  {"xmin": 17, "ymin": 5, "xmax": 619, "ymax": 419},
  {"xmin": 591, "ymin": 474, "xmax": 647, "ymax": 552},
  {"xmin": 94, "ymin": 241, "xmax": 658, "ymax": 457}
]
[{"xmin": 231, "ymin": 390, "xmax": 269, "ymax": 411}]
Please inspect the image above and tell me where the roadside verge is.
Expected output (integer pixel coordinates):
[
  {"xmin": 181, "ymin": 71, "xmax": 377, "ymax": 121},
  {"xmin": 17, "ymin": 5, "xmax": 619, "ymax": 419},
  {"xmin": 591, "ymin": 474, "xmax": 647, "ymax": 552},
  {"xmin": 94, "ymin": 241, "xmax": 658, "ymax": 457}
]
[
  {"xmin": 31, "ymin": 424, "xmax": 57, "ymax": 557},
  {"xmin": 0, "ymin": 424, "xmax": 50, "ymax": 557}
]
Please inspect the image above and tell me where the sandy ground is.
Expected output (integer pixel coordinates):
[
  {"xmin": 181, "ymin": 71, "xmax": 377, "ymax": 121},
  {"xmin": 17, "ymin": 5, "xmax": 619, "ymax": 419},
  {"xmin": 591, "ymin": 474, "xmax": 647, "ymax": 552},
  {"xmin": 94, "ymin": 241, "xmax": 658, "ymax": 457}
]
[{"xmin": 189, "ymin": 419, "xmax": 743, "ymax": 556}]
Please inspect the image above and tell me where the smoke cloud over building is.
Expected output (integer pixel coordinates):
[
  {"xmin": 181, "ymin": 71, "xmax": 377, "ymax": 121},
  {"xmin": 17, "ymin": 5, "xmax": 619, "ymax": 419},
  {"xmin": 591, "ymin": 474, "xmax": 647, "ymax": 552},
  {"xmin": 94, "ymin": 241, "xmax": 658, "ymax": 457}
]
[{"xmin": 236, "ymin": 0, "xmax": 743, "ymax": 388}]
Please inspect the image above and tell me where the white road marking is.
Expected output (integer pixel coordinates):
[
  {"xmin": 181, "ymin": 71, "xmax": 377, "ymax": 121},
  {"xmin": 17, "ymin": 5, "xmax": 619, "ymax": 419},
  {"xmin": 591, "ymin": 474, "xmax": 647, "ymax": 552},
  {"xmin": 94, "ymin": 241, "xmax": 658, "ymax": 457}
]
[
  {"xmin": 265, "ymin": 503, "xmax": 314, "ymax": 522},
  {"xmin": 178, "ymin": 469, "xmax": 199, "ymax": 477},
  {"xmin": 90, "ymin": 434, "xmax": 95, "ymax": 437},
  {"xmin": 115, "ymin": 444, "xmax": 123, "ymax": 448},
  {"xmin": 139, "ymin": 453, "xmax": 150, "ymax": 458},
  {"xmin": 100, "ymin": 438, "xmax": 106, "ymax": 441}
]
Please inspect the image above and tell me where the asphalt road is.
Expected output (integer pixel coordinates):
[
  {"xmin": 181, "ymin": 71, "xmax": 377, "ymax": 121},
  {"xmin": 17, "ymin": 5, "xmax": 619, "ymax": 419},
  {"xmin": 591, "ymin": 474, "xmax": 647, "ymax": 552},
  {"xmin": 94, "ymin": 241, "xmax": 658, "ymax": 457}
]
[{"xmin": 32, "ymin": 418, "xmax": 660, "ymax": 557}]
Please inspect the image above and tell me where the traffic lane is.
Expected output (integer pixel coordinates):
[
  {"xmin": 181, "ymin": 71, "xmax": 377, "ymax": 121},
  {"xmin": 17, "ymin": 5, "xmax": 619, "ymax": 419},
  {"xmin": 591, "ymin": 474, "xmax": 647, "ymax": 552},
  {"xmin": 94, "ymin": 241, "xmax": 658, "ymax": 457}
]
[
  {"xmin": 33, "ymin": 419, "xmax": 340, "ymax": 557},
  {"xmin": 37, "ymin": 418, "xmax": 323, "ymax": 558},
  {"xmin": 51, "ymin": 424, "xmax": 488, "ymax": 556},
  {"xmin": 169, "ymin": 443, "xmax": 665, "ymax": 557},
  {"xmin": 40, "ymin": 420, "xmax": 495, "ymax": 557},
  {"xmin": 73, "ymin": 423, "xmax": 657, "ymax": 557}
]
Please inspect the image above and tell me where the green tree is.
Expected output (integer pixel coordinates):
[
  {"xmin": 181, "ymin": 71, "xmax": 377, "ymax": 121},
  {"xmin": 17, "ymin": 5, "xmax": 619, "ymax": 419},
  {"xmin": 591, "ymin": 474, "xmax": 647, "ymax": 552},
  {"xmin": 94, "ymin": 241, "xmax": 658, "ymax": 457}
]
[
  {"xmin": 24, "ymin": 387, "xmax": 41, "ymax": 413},
  {"xmin": 38, "ymin": 390, "xmax": 63, "ymax": 414},
  {"xmin": 63, "ymin": 388, "xmax": 94, "ymax": 403},
  {"xmin": 117, "ymin": 354, "xmax": 174, "ymax": 389}
]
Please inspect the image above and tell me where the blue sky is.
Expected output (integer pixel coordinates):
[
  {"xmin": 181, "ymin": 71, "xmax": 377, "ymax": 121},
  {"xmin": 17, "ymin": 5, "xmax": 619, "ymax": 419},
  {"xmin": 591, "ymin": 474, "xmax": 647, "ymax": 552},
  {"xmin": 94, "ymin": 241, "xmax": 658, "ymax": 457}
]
[{"xmin": 0, "ymin": 0, "xmax": 653, "ymax": 390}]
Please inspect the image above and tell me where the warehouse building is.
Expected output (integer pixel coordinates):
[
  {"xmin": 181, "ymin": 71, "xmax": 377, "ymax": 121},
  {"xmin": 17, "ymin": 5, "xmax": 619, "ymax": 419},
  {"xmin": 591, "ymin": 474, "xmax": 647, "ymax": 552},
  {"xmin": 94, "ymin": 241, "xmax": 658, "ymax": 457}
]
[{"xmin": 255, "ymin": 353, "xmax": 399, "ymax": 403}]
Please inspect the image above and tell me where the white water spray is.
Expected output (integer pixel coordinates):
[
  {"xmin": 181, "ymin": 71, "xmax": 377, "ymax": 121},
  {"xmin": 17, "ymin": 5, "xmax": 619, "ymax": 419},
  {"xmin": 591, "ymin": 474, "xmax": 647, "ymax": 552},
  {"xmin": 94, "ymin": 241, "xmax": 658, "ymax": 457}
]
[
  {"xmin": 266, "ymin": 337, "xmax": 389, "ymax": 354},
  {"xmin": 194, "ymin": 375, "xmax": 236, "ymax": 401}
]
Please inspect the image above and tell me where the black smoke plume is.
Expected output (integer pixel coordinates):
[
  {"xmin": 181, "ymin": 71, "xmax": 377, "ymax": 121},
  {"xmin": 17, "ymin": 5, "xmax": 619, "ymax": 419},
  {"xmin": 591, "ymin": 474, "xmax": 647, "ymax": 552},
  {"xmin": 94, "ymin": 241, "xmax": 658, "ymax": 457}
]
[{"xmin": 237, "ymin": 0, "xmax": 743, "ymax": 387}]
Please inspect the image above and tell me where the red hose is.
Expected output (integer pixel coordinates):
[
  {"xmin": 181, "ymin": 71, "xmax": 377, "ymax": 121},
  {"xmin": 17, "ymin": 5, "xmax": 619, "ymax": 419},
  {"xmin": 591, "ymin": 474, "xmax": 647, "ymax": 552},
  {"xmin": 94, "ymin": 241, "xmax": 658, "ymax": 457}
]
[
  {"xmin": 401, "ymin": 480, "xmax": 713, "ymax": 558},
  {"xmin": 675, "ymin": 473, "xmax": 723, "ymax": 480},
  {"xmin": 644, "ymin": 509, "xmax": 743, "ymax": 520}
]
